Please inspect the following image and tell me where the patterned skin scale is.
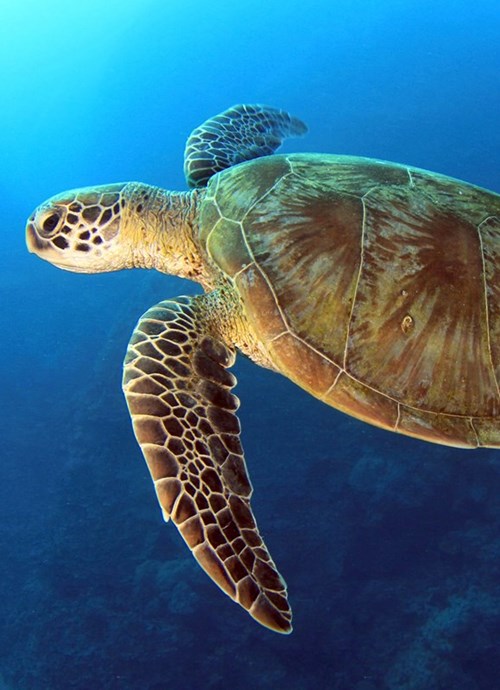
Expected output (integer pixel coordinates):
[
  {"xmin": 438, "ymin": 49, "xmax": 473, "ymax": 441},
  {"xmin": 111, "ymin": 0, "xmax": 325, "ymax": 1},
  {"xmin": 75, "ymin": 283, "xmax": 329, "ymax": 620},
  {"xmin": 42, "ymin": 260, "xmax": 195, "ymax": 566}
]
[{"xmin": 26, "ymin": 105, "xmax": 500, "ymax": 633}]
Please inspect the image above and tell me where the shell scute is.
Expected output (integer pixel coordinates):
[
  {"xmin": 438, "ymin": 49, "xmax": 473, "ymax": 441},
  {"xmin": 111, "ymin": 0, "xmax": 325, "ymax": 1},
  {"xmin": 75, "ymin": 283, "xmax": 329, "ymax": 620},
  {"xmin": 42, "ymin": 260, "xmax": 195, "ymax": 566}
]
[
  {"xmin": 206, "ymin": 218, "xmax": 252, "ymax": 278},
  {"xmin": 234, "ymin": 265, "xmax": 287, "ymax": 342},
  {"xmin": 269, "ymin": 333, "xmax": 340, "ymax": 398}
]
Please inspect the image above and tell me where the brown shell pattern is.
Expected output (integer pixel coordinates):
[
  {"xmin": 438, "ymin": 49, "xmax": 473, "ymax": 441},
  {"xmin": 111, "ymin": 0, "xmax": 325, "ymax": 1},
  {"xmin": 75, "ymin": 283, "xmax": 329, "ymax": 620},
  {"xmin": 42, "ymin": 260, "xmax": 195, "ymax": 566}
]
[{"xmin": 200, "ymin": 154, "xmax": 500, "ymax": 448}]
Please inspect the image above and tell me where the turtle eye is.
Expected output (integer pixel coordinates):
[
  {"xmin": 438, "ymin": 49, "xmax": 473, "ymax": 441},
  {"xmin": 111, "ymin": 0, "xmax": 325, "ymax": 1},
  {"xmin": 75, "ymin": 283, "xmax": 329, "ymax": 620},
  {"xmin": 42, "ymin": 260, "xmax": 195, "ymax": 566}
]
[{"xmin": 37, "ymin": 208, "xmax": 64, "ymax": 238}]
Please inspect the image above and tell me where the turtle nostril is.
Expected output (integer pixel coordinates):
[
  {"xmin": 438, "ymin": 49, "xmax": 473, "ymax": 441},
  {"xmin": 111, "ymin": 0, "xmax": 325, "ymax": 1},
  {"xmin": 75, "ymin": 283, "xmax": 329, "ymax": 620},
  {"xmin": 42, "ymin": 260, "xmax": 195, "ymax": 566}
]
[{"xmin": 42, "ymin": 212, "xmax": 61, "ymax": 235}]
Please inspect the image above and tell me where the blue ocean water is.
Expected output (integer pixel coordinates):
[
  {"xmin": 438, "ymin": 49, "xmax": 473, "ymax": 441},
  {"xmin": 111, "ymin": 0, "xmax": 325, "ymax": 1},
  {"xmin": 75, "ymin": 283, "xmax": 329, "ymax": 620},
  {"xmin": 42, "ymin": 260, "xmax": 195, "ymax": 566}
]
[{"xmin": 1, "ymin": 0, "xmax": 499, "ymax": 688}]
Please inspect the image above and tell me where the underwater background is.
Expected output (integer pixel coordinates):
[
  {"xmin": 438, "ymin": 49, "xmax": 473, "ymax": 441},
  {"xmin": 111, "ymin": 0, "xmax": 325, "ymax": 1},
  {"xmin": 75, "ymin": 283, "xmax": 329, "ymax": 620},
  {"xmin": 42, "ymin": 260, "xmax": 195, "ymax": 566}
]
[{"xmin": 1, "ymin": 0, "xmax": 499, "ymax": 688}]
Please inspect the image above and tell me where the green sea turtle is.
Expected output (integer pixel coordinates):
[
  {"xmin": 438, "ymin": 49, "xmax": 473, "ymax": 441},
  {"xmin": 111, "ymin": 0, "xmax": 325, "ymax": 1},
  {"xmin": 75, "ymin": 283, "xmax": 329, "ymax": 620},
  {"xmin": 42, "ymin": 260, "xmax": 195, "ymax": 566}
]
[{"xmin": 26, "ymin": 104, "xmax": 500, "ymax": 633}]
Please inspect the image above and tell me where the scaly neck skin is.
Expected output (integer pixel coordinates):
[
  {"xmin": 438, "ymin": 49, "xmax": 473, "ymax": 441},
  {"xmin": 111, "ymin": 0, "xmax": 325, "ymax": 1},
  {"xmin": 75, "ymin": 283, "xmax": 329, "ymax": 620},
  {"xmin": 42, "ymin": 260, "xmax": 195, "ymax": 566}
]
[{"xmin": 122, "ymin": 182, "xmax": 213, "ymax": 289}]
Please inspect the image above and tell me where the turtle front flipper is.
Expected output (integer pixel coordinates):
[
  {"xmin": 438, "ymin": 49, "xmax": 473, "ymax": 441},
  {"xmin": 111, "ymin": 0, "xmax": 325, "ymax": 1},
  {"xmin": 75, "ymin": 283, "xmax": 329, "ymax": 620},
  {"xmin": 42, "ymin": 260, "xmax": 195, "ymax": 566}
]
[
  {"xmin": 184, "ymin": 103, "xmax": 307, "ymax": 188},
  {"xmin": 122, "ymin": 295, "xmax": 292, "ymax": 634}
]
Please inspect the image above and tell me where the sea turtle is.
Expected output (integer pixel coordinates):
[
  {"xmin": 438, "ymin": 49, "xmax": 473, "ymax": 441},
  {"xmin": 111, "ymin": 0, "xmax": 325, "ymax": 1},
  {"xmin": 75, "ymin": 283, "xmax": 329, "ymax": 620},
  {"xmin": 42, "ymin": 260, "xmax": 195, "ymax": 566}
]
[{"xmin": 26, "ymin": 104, "xmax": 500, "ymax": 634}]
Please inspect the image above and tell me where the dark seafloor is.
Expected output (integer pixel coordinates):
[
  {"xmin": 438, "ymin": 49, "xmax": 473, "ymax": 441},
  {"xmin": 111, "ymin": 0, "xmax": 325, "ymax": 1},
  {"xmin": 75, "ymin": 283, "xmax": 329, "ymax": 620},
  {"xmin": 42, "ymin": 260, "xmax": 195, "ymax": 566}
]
[{"xmin": 1, "ymin": 1, "xmax": 499, "ymax": 688}]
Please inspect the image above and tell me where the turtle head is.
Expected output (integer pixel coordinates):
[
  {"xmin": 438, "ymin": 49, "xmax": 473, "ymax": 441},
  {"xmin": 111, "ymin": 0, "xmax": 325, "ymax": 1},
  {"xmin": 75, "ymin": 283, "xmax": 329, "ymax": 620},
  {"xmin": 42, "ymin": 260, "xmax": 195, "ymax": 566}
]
[
  {"xmin": 27, "ymin": 181, "xmax": 207, "ymax": 284},
  {"xmin": 26, "ymin": 183, "xmax": 134, "ymax": 273}
]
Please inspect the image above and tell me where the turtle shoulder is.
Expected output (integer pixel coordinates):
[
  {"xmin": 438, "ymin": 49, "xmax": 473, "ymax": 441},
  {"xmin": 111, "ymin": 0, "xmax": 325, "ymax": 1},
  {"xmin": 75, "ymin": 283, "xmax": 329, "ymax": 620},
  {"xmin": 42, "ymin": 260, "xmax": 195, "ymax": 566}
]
[{"xmin": 198, "ymin": 153, "xmax": 500, "ymax": 449}]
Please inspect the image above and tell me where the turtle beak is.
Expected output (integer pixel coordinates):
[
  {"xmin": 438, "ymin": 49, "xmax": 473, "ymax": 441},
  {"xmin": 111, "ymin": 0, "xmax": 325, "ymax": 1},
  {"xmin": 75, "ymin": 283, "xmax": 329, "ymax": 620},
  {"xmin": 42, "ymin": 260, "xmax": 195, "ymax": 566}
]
[
  {"xmin": 25, "ymin": 217, "xmax": 74, "ymax": 270},
  {"xmin": 26, "ymin": 218, "xmax": 42, "ymax": 254}
]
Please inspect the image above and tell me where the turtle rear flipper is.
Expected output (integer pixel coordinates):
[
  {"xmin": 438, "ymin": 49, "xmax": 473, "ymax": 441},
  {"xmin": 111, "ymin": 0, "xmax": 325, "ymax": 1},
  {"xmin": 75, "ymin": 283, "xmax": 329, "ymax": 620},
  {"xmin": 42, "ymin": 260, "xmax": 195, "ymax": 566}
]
[
  {"xmin": 184, "ymin": 103, "xmax": 307, "ymax": 188},
  {"xmin": 123, "ymin": 294, "xmax": 292, "ymax": 634}
]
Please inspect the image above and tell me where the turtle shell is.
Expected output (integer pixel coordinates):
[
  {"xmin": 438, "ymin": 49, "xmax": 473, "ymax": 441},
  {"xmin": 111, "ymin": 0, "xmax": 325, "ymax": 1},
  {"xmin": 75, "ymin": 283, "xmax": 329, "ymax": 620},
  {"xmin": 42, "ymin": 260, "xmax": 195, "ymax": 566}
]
[{"xmin": 199, "ymin": 154, "xmax": 500, "ymax": 448}]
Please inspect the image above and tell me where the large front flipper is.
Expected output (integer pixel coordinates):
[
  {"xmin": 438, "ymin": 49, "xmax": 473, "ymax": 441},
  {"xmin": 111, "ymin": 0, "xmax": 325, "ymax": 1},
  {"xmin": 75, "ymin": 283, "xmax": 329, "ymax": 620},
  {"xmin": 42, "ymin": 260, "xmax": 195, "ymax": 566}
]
[
  {"xmin": 184, "ymin": 103, "xmax": 307, "ymax": 188},
  {"xmin": 123, "ymin": 295, "xmax": 292, "ymax": 633}
]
